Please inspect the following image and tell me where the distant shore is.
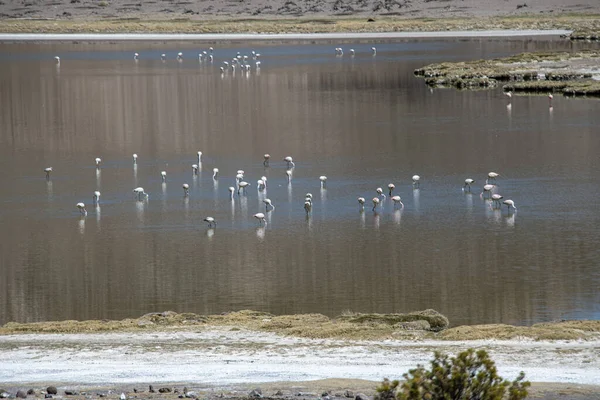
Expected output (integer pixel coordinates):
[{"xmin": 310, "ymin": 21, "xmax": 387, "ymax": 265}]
[{"xmin": 0, "ymin": 14, "xmax": 598, "ymax": 37}]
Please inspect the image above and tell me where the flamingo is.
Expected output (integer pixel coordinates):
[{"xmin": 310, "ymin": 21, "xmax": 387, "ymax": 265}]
[
  {"xmin": 237, "ymin": 170, "xmax": 245, "ymax": 176},
  {"xmin": 305, "ymin": 193, "xmax": 313, "ymax": 202},
  {"xmin": 358, "ymin": 197, "xmax": 365, "ymax": 210},
  {"xmin": 197, "ymin": 151, "xmax": 202, "ymax": 164},
  {"xmin": 238, "ymin": 181, "xmax": 249, "ymax": 194},
  {"xmin": 376, "ymin": 188, "xmax": 386, "ymax": 201},
  {"xmin": 263, "ymin": 154, "xmax": 270, "ymax": 167},
  {"xmin": 134, "ymin": 53, "xmax": 139, "ymax": 60},
  {"xmin": 220, "ymin": 66, "xmax": 225, "ymax": 74},
  {"xmin": 95, "ymin": 158, "xmax": 102, "ymax": 168},
  {"xmin": 263, "ymin": 198, "xmax": 275, "ymax": 212},
  {"xmin": 44, "ymin": 167, "xmax": 52, "ymax": 179},
  {"xmin": 132, "ymin": 154, "xmax": 137, "ymax": 164},
  {"xmin": 480, "ymin": 184, "xmax": 495, "ymax": 199},
  {"xmin": 213, "ymin": 168, "xmax": 219, "ymax": 179},
  {"xmin": 54, "ymin": 56, "xmax": 60, "ymax": 64},
  {"xmin": 261, "ymin": 176, "xmax": 268, "ymax": 188},
  {"xmin": 133, "ymin": 187, "xmax": 148, "ymax": 200},
  {"xmin": 491, "ymin": 193, "xmax": 504, "ymax": 208},
  {"xmin": 177, "ymin": 52, "xmax": 183, "ymax": 60},
  {"xmin": 257, "ymin": 179, "xmax": 266, "ymax": 191},
  {"xmin": 236, "ymin": 173, "xmax": 244, "ymax": 185},
  {"xmin": 286, "ymin": 170, "xmax": 292, "ymax": 183},
  {"xmin": 319, "ymin": 176, "xmax": 327, "ymax": 188},
  {"xmin": 372, "ymin": 197, "xmax": 380, "ymax": 212},
  {"xmin": 412, "ymin": 175, "xmax": 421, "ymax": 188},
  {"xmin": 77, "ymin": 202, "xmax": 87, "ymax": 216},
  {"xmin": 93, "ymin": 191, "xmax": 101, "ymax": 205},
  {"xmin": 161, "ymin": 171, "xmax": 167, "ymax": 182},
  {"xmin": 386, "ymin": 183, "xmax": 395, "ymax": 196},
  {"xmin": 192, "ymin": 164, "xmax": 199, "ymax": 175},
  {"xmin": 463, "ymin": 178, "xmax": 475, "ymax": 192},
  {"xmin": 229, "ymin": 186, "xmax": 235, "ymax": 199},
  {"xmin": 391, "ymin": 195, "xmax": 404, "ymax": 208},
  {"xmin": 256, "ymin": 61, "xmax": 261, "ymax": 69},
  {"xmin": 349, "ymin": 49, "xmax": 355, "ymax": 56},
  {"xmin": 161, "ymin": 54, "xmax": 166, "ymax": 61},
  {"xmin": 503, "ymin": 199, "xmax": 517, "ymax": 212},
  {"xmin": 254, "ymin": 212, "xmax": 266, "ymax": 225},
  {"xmin": 304, "ymin": 201, "xmax": 312, "ymax": 215},
  {"xmin": 548, "ymin": 93, "xmax": 553, "ymax": 105},
  {"xmin": 487, "ymin": 172, "xmax": 499, "ymax": 183},
  {"xmin": 203, "ymin": 217, "xmax": 216, "ymax": 228},
  {"xmin": 504, "ymin": 91, "xmax": 512, "ymax": 100},
  {"xmin": 371, "ymin": 47, "xmax": 377, "ymax": 55},
  {"xmin": 284, "ymin": 156, "xmax": 295, "ymax": 168},
  {"xmin": 183, "ymin": 183, "xmax": 189, "ymax": 196}
]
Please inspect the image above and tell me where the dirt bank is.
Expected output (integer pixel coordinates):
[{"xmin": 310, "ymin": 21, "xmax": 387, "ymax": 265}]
[{"xmin": 414, "ymin": 50, "xmax": 600, "ymax": 95}]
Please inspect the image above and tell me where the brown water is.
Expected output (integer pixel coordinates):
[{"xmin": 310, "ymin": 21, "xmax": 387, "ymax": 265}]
[{"xmin": 1, "ymin": 38, "xmax": 599, "ymax": 327}]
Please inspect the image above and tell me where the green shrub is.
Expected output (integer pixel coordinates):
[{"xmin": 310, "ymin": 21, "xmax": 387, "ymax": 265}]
[{"xmin": 376, "ymin": 349, "xmax": 530, "ymax": 400}]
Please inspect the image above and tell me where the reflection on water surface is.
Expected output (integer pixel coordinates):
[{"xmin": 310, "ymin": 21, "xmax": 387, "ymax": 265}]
[{"xmin": 1, "ymin": 38, "xmax": 599, "ymax": 326}]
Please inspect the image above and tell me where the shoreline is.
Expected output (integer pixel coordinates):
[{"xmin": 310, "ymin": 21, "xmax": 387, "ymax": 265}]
[
  {"xmin": 0, "ymin": 30, "xmax": 573, "ymax": 42},
  {"xmin": 1, "ymin": 328, "xmax": 599, "ymax": 390}
]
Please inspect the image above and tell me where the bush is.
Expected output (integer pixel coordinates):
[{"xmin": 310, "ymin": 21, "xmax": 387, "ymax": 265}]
[{"xmin": 375, "ymin": 349, "xmax": 530, "ymax": 400}]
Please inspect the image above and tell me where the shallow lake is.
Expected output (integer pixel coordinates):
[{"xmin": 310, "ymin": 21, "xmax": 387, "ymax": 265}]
[{"xmin": 1, "ymin": 37, "xmax": 599, "ymax": 326}]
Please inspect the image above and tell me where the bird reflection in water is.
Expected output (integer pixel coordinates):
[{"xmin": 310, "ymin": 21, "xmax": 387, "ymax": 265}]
[
  {"xmin": 135, "ymin": 201, "xmax": 145, "ymax": 223},
  {"xmin": 95, "ymin": 168, "xmax": 101, "ymax": 189},
  {"xmin": 413, "ymin": 188, "xmax": 420, "ymax": 213},
  {"xmin": 256, "ymin": 226, "xmax": 265, "ymax": 241},
  {"xmin": 505, "ymin": 213, "xmax": 516, "ymax": 228},
  {"xmin": 206, "ymin": 228, "xmax": 215, "ymax": 240},
  {"xmin": 393, "ymin": 209, "xmax": 402, "ymax": 225},
  {"xmin": 373, "ymin": 213, "xmax": 381, "ymax": 230},
  {"xmin": 78, "ymin": 218, "xmax": 85, "ymax": 235},
  {"xmin": 46, "ymin": 180, "xmax": 53, "ymax": 201}
]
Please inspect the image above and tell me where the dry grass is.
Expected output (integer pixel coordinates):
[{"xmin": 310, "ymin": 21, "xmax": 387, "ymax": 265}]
[
  {"xmin": 0, "ymin": 14, "xmax": 599, "ymax": 34},
  {"xmin": 2, "ymin": 310, "xmax": 599, "ymax": 341},
  {"xmin": 414, "ymin": 50, "xmax": 600, "ymax": 95}
]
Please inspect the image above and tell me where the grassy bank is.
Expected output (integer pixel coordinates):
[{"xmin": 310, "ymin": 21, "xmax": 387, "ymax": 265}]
[
  {"xmin": 414, "ymin": 50, "xmax": 600, "ymax": 95},
  {"xmin": 2, "ymin": 310, "xmax": 599, "ymax": 341},
  {"xmin": 0, "ymin": 14, "xmax": 599, "ymax": 34}
]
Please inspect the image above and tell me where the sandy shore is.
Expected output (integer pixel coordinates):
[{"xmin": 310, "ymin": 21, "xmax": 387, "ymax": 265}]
[{"xmin": 1, "ymin": 328, "xmax": 600, "ymax": 399}]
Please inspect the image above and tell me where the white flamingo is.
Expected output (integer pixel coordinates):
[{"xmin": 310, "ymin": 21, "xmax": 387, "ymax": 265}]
[
  {"xmin": 93, "ymin": 191, "xmax": 101, "ymax": 205},
  {"xmin": 304, "ymin": 201, "xmax": 312, "ymax": 215},
  {"xmin": 376, "ymin": 188, "xmax": 386, "ymax": 201},
  {"xmin": 371, "ymin": 47, "xmax": 377, "ymax": 55},
  {"xmin": 305, "ymin": 193, "xmax": 313, "ymax": 203},
  {"xmin": 133, "ymin": 187, "xmax": 148, "ymax": 200},
  {"xmin": 263, "ymin": 154, "xmax": 270, "ymax": 167},
  {"xmin": 463, "ymin": 178, "xmax": 475, "ymax": 192},
  {"xmin": 412, "ymin": 175, "xmax": 421, "ymax": 188},
  {"xmin": 372, "ymin": 197, "xmax": 380, "ymax": 212},
  {"xmin": 192, "ymin": 164, "xmax": 199, "ymax": 175},
  {"xmin": 350, "ymin": 49, "xmax": 355, "ymax": 56},
  {"xmin": 177, "ymin": 52, "xmax": 183, "ymax": 60},
  {"xmin": 134, "ymin": 53, "xmax": 139, "ymax": 60},
  {"xmin": 197, "ymin": 151, "xmax": 202, "ymax": 164},
  {"xmin": 161, "ymin": 171, "xmax": 167, "ymax": 182},
  {"xmin": 254, "ymin": 212, "xmax": 266, "ymax": 225},
  {"xmin": 487, "ymin": 172, "xmax": 499, "ymax": 183},
  {"xmin": 358, "ymin": 197, "xmax": 365, "ymax": 210},
  {"xmin": 503, "ymin": 199, "xmax": 517, "ymax": 212},
  {"xmin": 319, "ymin": 176, "xmax": 327, "ymax": 188},
  {"xmin": 286, "ymin": 170, "xmax": 292, "ymax": 183},
  {"xmin": 238, "ymin": 181, "xmax": 249, "ymax": 194},
  {"xmin": 213, "ymin": 168, "xmax": 219, "ymax": 179},
  {"xmin": 77, "ymin": 202, "xmax": 87, "ymax": 216},
  {"xmin": 263, "ymin": 198, "xmax": 275, "ymax": 212},
  {"xmin": 257, "ymin": 179, "xmax": 266, "ymax": 191},
  {"xmin": 480, "ymin": 184, "xmax": 495, "ymax": 199},
  {"xmin": 388, "ymin": 183, "xmax": 395, "ymax": 196},
  {"xmin": 229, "ymin": 186, "xmax": 235, "ymax": 199},
  {"xmin": 161, "ymin": 54, "xmax": 166, "ymax": 61},
  {"xmin": 391, "ymin": 195, "xmax": 404, "ymax": 208},
  {"xmin": 183, "ymin": 183, "xmax": 189, "ymax": 196},
  {"xmin": 44, "ymin": 167, "xmax": 52, "ymax": 179},
  {"xmin": 54, "ymin": 56, "xmax": 60, "ymax": 64},
  {"xmin": 261, "ymin": 176, "xmax": 268, "ymax": 188},
  {"xmin": 284, "ymin": 156, "xmax": 295, "ymax": 168},
  {"xmin": 491, "ymin": 193, "xmax": 504, "ymax": 208},
  {"xmin": 203, "ymin": 217, "xmax": 216, "ymax": 228},
  {"xmin": 95, "ymin": 157, "xmax": 101, "ymax": 168},
  {"xmin": 132, "ymin": 154, "xmax": 137, "ymax": 164}
]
